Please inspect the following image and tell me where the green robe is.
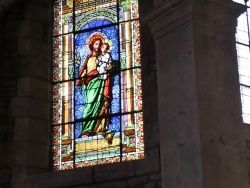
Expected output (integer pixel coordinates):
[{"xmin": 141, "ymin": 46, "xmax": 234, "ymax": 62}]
[{"xmin": 81, "ymin": 77, "xmax": 105, "ymax": 134}]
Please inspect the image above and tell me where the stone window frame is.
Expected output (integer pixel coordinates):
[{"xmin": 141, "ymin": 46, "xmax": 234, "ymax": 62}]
[
  {"xmin": 8, "ymin": 0, "xmax": 161, "ymax": 187},
  {"xmin": 234, "ymin": 0, "xmax": 250, "ymax": 125}
]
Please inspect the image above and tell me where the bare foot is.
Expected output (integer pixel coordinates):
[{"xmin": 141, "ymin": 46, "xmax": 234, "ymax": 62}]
[{"xmin": 105, "ymin": 133, "xmax": 113, "ymax": 144}]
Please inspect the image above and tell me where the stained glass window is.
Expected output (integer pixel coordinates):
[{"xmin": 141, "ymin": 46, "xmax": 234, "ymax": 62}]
[{"xmin": 52, "ymin": 0, "xmax": 144, "ymax": 170}]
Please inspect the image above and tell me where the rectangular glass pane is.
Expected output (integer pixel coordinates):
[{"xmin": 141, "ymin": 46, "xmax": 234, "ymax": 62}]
[
  {"xmin": 53, "ymin": 83, "xmax": 63, "ymax": 125},
  {"xmin": 120, "ymin": 68, "xmax": 142, "ymax": 114},
  {"xmin": 53, "ymin": 125, "xmax": 74, "ymax": 171},
  {"xmin": 233, "ymin": 0, "xmax": 245, "ymax": 4},
  {"xmin": 75, "ymin": 0, "xmax": 117, "ymax": 32},
  {"xmin": 236, "ymin": 13, "xmax": 249, "ymax": 45},
  {"xmin": 75, "ymin": 118, "xmax": 121, "ymax": 167},
  {"xmin": 122, "ymin": 112, "xmax": 144, "ymax": 161},
  {"xmin": 240, "ymin": 86, "xmax": 250, "ymax": 124},
  {"xmin": 119, "ymin": 20, "xmax": 140, "ymax": 70},
  {"xmin": 53, "ymin": 34, "xmax": 74, "ymax": 83},
  {"xmin": 74, "ymin": 0, "xmax": 139, "ymax": 32},
  {"xmin": 53, "ymin": 81, "xmax": 74, "ymax": 125},
  {"xmin": 236, "ymin": 44, "xmax": 250, "ymax": 86},
  {"xmin": 54, "ymin": 0, "xmax": 73, "ymax": 36}
]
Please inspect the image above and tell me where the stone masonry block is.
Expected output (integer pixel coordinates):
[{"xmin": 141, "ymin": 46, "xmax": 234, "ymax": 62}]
[
  {"xmin": 155, "ymin": 25, "xmax": 196, "ymax": 95},
  {"xmin": 164, "ymin": 164, "xmax": 203, "ymax": 188},
  {"xmin": 244, "ymin": 124, "xmax": 250, "ymax": 140},
  {"xmin": 0, "ymin": 60, "xmax": 19, "ymax": 78},
  {"xmin": 23, "ymin": 1, "xmax": 51, "ymax": 23},
  {"xmin": 245, "ymin": 139, "xmax": 250, "ymax": 170},
  {"xmin": 14, "ymin": 118, "xmax": 49, "ymax": 144},
  {"xmin": 172, "ymin": 110, "xmax": 200, "ymax": 145},
  {"xmin": 0, "ymin": 2, "xmax": 4, "ymax": 18},
  {"xmin": 194, "ymin": 26, "xmax": 240, "ymax": 88},
  {"xmin": 0, "ymin": 131, "xmax": 13, "ymax": 143},
  {"xmin": 141, "ymin": 53, "xmax": 154, "ymax": 74},
  {"xmin": 40, "ymin": 167, "xmax": 93, "ymax": 188},
  {"xmin": 140, "ymin": 34, "xmax": 155, "ymax": 59},
  {"xmin": 196, "ymin": 77, "xmax": 242, "ymax": 116},
  {"xmin": 17, "ymin": 77, "xmax": 50, "ymax": 100},
  {"xmin": 27, "ymin": 142, "xmax": 49, "ymax": 168},
  {"xmin": 28, "ymin": 0, "xmax": 52, "ymax": 7},
  {"xmin": 201, "ymin": 125, "xmax": 247, "ymax": 169},
  {"xmin": 97, "ymin": 180, "xmax": 126, "ymax": 188},
  {"xmin": 203, "ymin": 165, "xmax": 249, "ymax": 188},
  {"xmin": 14, "ymin": 118, "xmax": 28, "ymax": 141},
  {"xmin": 160, "ymin": 148, "xmax": 181, "ymax": 175},
  {"xmin": 71, "ymin": 185, "xmax": 96, "ymax": 188},
  {"xmin": 25, "ymin": 167, "xmax": 49, "ymax": 175},
  {"xmin": 11, "ymin": 167, "xmax": 39, "ymax": 188},
  {"xmin": 127, "ymin": 176, "xmax": 148, "ymax": 187},
  {"xmin": 10, "ymin": 142, "xmax": 28, "ymax": 166},
  {"xmin": 0, "ymin": 143, "xmax": 11, "ymax": 166},
  {"xmin": 157, "ymin": 75, "xmax": 197, "ymax": 114},
  {"xmin": 0, "ymin": 167, "xmax": 11, "ymax": 184},
  {"xmin": 8, "ymin": 97, "xmax": 49, "ymax": 120},
  {"xmin": 144, "ymin": 120, "xmax": 159, "ymax": 149},
  {"xmin": 5, "ymin": 19, "xmax": 44, "ymax": 39},
  {"xmin": 17, "ymin": 38, "xmax": 49, "ymax": 60},
  {"xmin": 1, "ymin": 39, "xmax": 19, "ymax": 57},
  {"xmin": 143, "ymin": 95, "xmax": 158, "ymax": 122},
  {"xmin": 199, "ymin": 110, "xmax": 244, "ymax": 139},
  {"xmin": 135, "ymin": 146, "xmax": 160, "ymax": 175},
  {"xmin": 15, "ymin": 57, "xmax": 50, "ymax": 79},
  {"xmin": 2, "ymin": 78, "xmax": 16, "ymax": 95},
  {"xmin": 94, "ymin": 161, "xmax": 134, "ymax": 182},
  {"xmin": 138, "ymin": 0, "xmax": 154, "ymax": 15},
  {"xmin": 149, "ymin": 173, "xmax": 161, "ymax": 182},
  {"xmin": 156, "ymin": 181, "xmax": 162, "ymax": 188},
  {"xmin": 0, "ymin": 123, "xmax": 13, "ymax": 135},
  {"xmin": 158, "ymin": 108, "xmax": 200, "ymax": 151},
  {"xmin": 144, "ymin": 182, "xmax": 157, "ymax": 188},
  {"xmin": 23, "ymin": 174, "xmax": 40, "ymax": 188},
  {"xmin": 0, "ymin": 0, "xmax": 17, "ymax": 10},
  {"xmin": 142, "ymin": 71, "xmax": 157, "ymax": 97},
  {"xmin": 179, "ymin": 141, "xmax": 202, "ymax": 170}
]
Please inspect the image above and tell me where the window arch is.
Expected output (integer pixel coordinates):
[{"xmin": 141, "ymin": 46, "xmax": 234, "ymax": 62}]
[{"xmin": 52, "ymin": 0, "xmax": 144, "ymax": 170}]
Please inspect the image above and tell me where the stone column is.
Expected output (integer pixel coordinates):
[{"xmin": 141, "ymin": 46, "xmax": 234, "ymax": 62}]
[{"xmin": 143, "ymin": 0, "xmax": 249, "ymax": 187}]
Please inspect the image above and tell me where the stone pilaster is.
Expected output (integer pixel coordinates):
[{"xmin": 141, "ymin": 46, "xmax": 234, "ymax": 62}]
[{"xmin": 143, "ymin": 0, "xmax": 249, "ymax": 187}]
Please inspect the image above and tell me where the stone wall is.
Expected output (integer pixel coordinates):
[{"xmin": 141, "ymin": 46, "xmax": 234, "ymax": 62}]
[
  {"xmin": 143, "ymin": 0, "xmax": 250, "ymax": 187},
  {"xmin": 0, "ymin": 0, "xmax": 52, "ymax": 187},
  {"xmin": 0, "ymin": 0, "xmax": 250, "ymax": 188},
  {"xmin": 244, "ymin": 124, "xmax": 250, "ymax": 184}
]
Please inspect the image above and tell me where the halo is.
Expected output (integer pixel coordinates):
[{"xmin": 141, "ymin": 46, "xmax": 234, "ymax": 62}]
[
  {"xmin": 87, "ymin": 32, "xmax": 106, "ymax": 51},
  {"xmin": 103, "ymin": 39, "xmax": 113, "ymax": 51}
]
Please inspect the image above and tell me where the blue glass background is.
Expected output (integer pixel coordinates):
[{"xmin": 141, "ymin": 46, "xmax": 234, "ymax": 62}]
[
  {"xmin": 81, "ymin": 20, "xmax": 112, "ymax": 30},
  {"xmin": 74, "ymin": 20, "xmax": 120, "ymax": 138}
]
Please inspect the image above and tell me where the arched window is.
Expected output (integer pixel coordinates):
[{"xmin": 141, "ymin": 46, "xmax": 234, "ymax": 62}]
[
  {"xmin": 234, "ymin": 0, "xmax": 250, "ymax": 124},
  {"xmin": 52, "ymin": 0, "xmax": 144, "ymax": 170}
]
